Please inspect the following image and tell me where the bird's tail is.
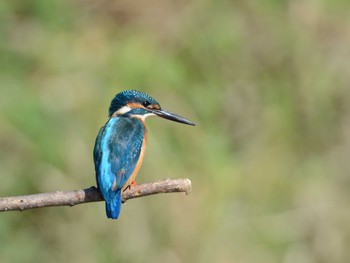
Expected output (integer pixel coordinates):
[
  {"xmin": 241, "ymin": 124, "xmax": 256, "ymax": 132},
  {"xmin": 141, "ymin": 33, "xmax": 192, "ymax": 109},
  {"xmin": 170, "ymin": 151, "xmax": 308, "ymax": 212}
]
[{"xmin": 105, "ymin": 190, "xmax": 122, "ymax": 219}]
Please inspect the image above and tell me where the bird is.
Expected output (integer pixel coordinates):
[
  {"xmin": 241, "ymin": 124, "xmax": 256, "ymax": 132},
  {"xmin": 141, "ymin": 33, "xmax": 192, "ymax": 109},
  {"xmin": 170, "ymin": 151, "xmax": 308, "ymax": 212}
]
[{"xmin": 93, "ymin": 90, "xmax": 195, "ymax": 219}]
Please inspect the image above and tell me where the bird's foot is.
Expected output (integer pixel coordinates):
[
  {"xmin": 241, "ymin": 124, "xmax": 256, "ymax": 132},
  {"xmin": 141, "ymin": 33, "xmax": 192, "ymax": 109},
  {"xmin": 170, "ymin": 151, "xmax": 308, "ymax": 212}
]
[{"xmin": 123, "ymin": 180, "xmax": 138, "ymax": 191}]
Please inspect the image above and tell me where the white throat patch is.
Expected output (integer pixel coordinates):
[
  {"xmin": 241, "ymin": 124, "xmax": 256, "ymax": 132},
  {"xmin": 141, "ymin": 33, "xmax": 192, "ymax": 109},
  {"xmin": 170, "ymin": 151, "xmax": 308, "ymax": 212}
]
[
  {"xmin": 130, "ymin": 112, "xmax": 156, "ymax": 121},
  {"xmin": 113, "ymin": 106, "xmax": 156, "ymax": 121},
  {"xmin": 140, "ymin": 112, "xmax": 156, "ymax": 121}
]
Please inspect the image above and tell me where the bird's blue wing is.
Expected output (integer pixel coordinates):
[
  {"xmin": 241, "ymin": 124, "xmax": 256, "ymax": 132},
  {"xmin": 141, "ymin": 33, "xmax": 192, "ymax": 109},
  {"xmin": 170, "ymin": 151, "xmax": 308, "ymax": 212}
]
[
  {"xmin": 93, "ymin": 126, "xmax": 105, "ymax": 174},
  {"xmin": 93, "ymin": 117, "xmax": 144, "ymax": 218}
]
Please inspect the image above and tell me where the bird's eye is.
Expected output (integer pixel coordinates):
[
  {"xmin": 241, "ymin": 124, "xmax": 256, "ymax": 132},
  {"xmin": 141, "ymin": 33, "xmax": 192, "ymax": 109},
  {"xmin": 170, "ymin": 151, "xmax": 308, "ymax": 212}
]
[{"xmin": 142, "ymin": 101, "xmax": 151, "ymax": 107}]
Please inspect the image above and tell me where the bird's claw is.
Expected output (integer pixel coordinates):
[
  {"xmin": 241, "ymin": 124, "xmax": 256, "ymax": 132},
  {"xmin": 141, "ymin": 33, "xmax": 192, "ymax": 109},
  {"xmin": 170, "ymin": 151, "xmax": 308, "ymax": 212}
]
[{"xmin": 123, "ymin": 180, "xmax": 138, "ymax": 191}]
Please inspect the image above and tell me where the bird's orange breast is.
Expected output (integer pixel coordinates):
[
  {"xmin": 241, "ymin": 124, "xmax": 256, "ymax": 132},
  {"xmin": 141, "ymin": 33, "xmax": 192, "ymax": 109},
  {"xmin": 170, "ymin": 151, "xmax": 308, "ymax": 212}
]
[{"xmin": 121, "ymin": 118, "xmax": 148, "ymax": 191}]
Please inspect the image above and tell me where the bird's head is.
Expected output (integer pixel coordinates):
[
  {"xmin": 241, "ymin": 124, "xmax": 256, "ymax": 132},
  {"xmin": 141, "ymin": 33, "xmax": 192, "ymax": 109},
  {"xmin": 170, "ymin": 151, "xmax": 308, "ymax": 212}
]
[{"xmin": 108, "ymin": 90, "xmax": 195, "ymax": 125}]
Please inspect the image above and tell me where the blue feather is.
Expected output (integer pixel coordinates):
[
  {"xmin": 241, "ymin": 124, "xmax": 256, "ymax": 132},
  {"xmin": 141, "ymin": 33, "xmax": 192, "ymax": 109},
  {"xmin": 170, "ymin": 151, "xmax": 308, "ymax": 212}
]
[
  {"xmin": 105, "ymin": 190, "xmax": 122, "ymax": 219},
  {"xmin": 93, "ymin": 116, "xmax": 145, "ymax": 219}
]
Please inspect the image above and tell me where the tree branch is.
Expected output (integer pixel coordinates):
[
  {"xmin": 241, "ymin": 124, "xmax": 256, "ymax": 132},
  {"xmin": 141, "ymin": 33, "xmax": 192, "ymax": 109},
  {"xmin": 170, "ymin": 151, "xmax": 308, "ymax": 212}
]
[{"xmin": 0, "ymin": 178, "xmax": 192, "ymax": 212}]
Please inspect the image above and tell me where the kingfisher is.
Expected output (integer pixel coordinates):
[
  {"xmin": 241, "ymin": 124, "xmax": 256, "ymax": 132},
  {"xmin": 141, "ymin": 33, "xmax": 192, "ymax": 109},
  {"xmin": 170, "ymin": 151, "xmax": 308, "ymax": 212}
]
[{"xmin": 93, "ymin": 90, "xmax": 195, "ymax": 219}]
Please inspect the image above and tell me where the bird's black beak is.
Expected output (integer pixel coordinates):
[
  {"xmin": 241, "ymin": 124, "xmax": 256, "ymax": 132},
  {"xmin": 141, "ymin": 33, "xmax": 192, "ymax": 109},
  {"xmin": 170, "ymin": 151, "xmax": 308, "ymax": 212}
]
[{"xmin": 151, "ymin": 109, "xmax": 196, "ymax": 126}]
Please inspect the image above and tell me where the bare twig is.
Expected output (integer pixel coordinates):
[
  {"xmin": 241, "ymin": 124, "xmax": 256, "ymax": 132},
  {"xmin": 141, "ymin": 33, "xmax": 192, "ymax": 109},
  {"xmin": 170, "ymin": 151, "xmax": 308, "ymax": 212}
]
[{"xmin": 0, "ymin": 178, "xmax": 192, "ymax": 212}]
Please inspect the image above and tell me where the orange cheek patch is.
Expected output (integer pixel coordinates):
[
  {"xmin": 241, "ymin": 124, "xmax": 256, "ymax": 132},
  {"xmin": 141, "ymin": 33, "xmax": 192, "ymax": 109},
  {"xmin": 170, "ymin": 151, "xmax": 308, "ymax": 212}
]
[
  {"xmin": 127, "ymin": 102, "xmax": 143, "ymax": 109},
  {"xmin": 126, "ymin": 102, "xmax": 160, "ymax": 110},
  {"xmin": 148, "ymin": 104, "xmax": 160, "ymax": 110}
]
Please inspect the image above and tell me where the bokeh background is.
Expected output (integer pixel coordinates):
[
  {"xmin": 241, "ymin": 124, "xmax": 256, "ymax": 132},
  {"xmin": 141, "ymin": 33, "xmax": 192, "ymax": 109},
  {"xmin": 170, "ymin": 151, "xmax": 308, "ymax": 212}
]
[{"xmin": 1, "ymin": 1, "xmax": 350, "ymax": 262}]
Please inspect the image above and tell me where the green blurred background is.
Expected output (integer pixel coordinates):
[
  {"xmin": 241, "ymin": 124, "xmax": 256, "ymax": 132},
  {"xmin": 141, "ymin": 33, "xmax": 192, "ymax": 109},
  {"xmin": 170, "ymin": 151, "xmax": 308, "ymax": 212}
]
[{"xmin": 1, "ymin": 0, "xmax": 350, "ymax": 262}]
